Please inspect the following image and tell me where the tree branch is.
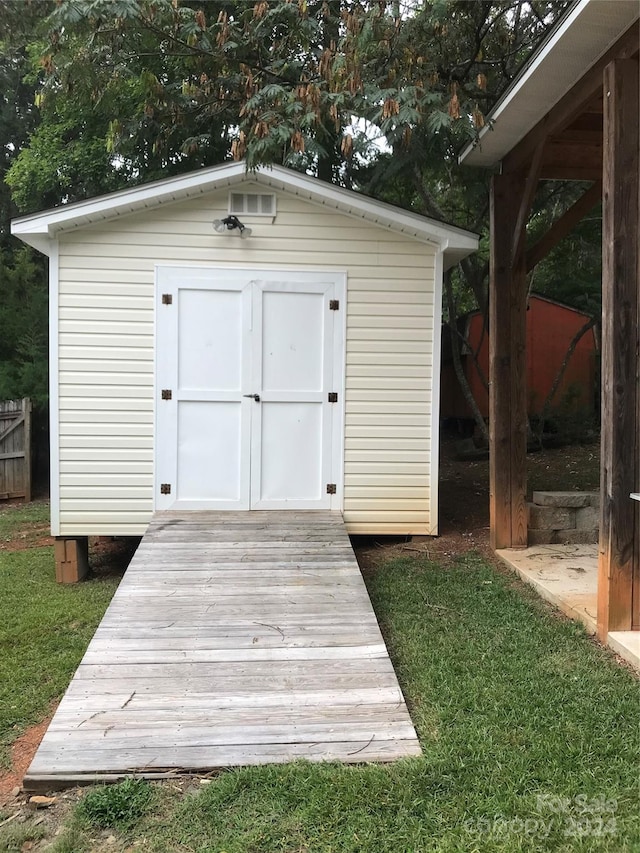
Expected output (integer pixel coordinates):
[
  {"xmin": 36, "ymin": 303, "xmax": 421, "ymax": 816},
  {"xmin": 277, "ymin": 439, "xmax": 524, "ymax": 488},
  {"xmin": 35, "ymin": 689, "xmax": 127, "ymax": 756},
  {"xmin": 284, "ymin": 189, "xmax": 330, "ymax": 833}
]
[{"xmin": 444, "ymin": 269, "xmax": 489, "ymax": 443}]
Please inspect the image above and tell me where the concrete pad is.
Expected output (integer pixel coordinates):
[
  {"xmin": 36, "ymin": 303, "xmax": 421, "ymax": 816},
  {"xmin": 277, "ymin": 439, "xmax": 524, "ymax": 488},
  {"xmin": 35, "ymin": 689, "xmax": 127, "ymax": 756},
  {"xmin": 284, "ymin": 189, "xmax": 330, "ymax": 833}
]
[
  {"xmin": 496, "ymin": 545, "xmax": 598, "ymax": 633},
  {"xmin": 497, "ymin": 545, "xmax": 640, "ymax": 671},
  {"xmin": 607, "ymin": 632, "xmax": 640, "ymax": 669}
]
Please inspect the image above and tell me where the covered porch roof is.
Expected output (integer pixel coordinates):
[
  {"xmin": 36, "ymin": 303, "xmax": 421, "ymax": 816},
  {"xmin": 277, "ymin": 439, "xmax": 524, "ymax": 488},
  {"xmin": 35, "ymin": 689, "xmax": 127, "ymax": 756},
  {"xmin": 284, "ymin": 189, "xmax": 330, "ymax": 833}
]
[
  {"xmin": 460, "ymin": 0, "xmax": 638, "ymax": 175},
  {"xmin": 459, "ymin": 0, "xmax": 639, "ymax": 644}
]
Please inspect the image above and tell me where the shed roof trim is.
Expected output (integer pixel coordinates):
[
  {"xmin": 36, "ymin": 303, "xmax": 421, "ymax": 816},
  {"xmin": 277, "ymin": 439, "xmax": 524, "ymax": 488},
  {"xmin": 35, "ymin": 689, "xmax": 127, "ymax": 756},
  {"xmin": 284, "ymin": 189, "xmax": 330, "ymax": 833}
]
[
  {"xmin": 459, "ymin": 0, "xmax": 639, "ymax": 168},
  {"xmin": 12, "ymin": 161, "xmax": 478, "ymax": 265}
]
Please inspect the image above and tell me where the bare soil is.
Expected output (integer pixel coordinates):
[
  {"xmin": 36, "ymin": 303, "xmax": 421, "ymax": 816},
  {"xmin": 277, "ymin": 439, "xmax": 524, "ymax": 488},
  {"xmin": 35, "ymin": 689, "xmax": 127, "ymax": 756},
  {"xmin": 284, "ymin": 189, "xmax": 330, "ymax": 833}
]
[
  {"xmin": 0, "ymin": 717, "xmax": 53, "ymax": 802},
  {"xmin": 0, "ymin": 500, "xmax": 52, "ymax": 552},
  {"xmin": 357, "ymin": 438, "xmax": 600, "ymax": 570}
]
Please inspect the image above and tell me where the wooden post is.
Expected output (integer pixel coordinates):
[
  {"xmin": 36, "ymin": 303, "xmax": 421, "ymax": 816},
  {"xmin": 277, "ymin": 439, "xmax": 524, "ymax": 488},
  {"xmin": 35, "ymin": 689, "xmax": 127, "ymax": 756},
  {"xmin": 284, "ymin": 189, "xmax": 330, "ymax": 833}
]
[
  {"xmin": 597, "ymin": 57, "xmax": 639, "ymax": 640},
  {"xmin": 23, "ymin": 398, "xmax": 32, "ymax": 503},
  {"xmin": 54, "ymin": 537, "xmax": 89, "ymax": 584},
  {"xmin": 489, "ymin": 173, "xmax": 528, "ymax": 549}
]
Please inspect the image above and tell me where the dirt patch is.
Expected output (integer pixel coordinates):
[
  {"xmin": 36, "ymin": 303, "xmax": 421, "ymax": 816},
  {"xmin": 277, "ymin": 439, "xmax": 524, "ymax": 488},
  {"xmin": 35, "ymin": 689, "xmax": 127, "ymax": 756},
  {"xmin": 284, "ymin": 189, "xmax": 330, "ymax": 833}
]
[
  {"xmin": 0, "ymin": 533, "xmax": 54, "ymax": 552},
  {"xmin": 356, "ymin": 438, "xmax": 600, "ymax": 574},
  {"xmin": 0, "ymin": 499, "xmax": 52, "ymax": 552},
  {"xmin": 89, "ymin": 536, "xmax": 141, "ymax": 579},
  {"xmin": 0, "ymin": 714, "xmax": 53, "ymax": 803},
  {"xmin": 0, "ymin": 785, "xmax": 83, "ymax": 850}
]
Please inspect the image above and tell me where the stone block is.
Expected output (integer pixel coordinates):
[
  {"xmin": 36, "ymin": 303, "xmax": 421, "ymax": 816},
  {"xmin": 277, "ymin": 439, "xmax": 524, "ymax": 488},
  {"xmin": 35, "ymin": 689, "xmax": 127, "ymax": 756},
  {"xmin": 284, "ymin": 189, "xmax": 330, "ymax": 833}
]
[
  {"xmin": 532, "ymin": 491, "xmax": 591, "ymax": 508},
  {"xmin": 576, "ymin": 506, "xmax": 600, "ymax": 530},
  {"xmin": 528, "ymin": 504, "xmax": 576, "ymax": 530},
  {"xmin": 555, "ymin": 528, "xmax": 599, "ymax": 545},
  {"xmin": 584, "ymin": 491, "xmax": 600, "ymax": 509},
  {"xmin": 527, "ymin": 529, "xmax": 558, "ymax": 546}
]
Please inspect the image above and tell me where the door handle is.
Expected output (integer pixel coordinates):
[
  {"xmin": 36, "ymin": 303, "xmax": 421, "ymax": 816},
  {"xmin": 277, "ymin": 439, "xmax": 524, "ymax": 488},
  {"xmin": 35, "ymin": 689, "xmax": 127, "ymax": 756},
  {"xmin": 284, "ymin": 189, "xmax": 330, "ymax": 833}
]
[{"xmin": 243, "ymin": 394, "xmax": 261, "ymax": 402}]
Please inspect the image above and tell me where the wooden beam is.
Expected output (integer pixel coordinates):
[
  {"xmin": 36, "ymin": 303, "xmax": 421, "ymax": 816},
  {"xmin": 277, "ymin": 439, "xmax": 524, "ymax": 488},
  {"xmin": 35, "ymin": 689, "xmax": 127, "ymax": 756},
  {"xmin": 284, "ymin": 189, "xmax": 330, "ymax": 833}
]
[
  {"xmin": 489, "ymin": 173, "xmax": 528, "ymax": 550},
  {"xmin": 539, "ymin": 139, "xmax": 603, "ymax": 181},
  {"xmin": 538, "ymin": 165, "xmax": 602, "ymax": 181},
  {"xmin": 526, "ymin": 182, "xmax": 602, "ymax": 272},
  {"xmin": 635, "ymin": 237, "xmax": 640, "ymax": 630},
  {"xmin": 504, "ymin": 21, "xmax": 639, "ymax": 175},
  {"xmin": 566, "ymin": 104, "xmax": 603, "ymax": 133},
  {"xmin": 597, "ymin": 57, "xmax": 639, "ymax": 641},
  {"xmin": 0, "ymin": 414, "xmax": 24, "ymax": 442},
  {"xmin": 511, "ymin": 144, "xmax": 544, "ymax": 265},
  {"xmin": 23, "ymin": 398, "xmax": 31, "ymax": 504},
  {"xmin": 633, "ymin": 48, "xmax": 640, "ymax": 633},
  {"xmin": 509, "ymin": 254, "xmax": 528, "ymax": 549}
]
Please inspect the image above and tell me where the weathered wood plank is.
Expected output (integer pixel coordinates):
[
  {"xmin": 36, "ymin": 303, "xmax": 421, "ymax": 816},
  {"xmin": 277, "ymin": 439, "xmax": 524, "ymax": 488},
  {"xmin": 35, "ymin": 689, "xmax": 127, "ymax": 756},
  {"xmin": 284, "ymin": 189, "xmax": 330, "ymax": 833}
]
[
  {"xmin": 88, "ymin": 633, "xmax": 383, "ymax": 650},
  {"xmin": 0, "ymin": 398, "xmax": 31, "ymax": 500},
  {"xmin": 80, "ymin": 645, "xmax": 390, "ymax": 664},
  {"xmin": 49, "ymin": 703, "xmax": 411, "ymax": 729},
  {"xmin": 99, "ymin": 599, "xmax": 380, "ymax": 625},
  {"xmin": 55, "ymin": 686, "xmax": 406, "ymax": 712},
  {"xmin": 116, "ymin": 568, "xmax": 359, "ymax": 579},
  {"xmin": 27, "ymin": 739, "xmax": 422, "ymax": 778},
  {"xmin": 73, "ymin": 657, "xmax": 396, "ymax": 678},
  {"xmin": 42, "ymin": 720, "xmax": 419, "ymax": 747},
  {"xmin": 25, "ymin": 511, "xmax": 420, "ymax": 786},
  {"xmin": 93, "ymin": 616, "xmax": 379, "ymax": 632}
]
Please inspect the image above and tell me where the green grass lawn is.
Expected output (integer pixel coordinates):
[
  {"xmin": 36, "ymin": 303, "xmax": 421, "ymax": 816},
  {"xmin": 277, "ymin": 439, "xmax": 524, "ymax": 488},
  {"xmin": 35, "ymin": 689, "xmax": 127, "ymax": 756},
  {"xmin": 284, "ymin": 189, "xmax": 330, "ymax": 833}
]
[
  {"xmin": 0, "ymin": 504, "xmax": 119, "ymax": 767},
  {"xmin": 0, "ymin": 501, "xmax": 49, "ymax": 544},
  {"xmin": 34, "ymin": 551, "xmax": 639, "ymax": 853}
]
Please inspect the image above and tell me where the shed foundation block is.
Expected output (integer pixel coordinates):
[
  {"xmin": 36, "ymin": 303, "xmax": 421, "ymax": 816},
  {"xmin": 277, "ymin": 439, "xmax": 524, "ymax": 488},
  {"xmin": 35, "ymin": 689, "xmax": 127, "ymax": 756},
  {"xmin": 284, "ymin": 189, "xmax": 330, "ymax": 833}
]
[{"xmin": 54, "ymin": 537, "xmax": 89, "ymax": 584}]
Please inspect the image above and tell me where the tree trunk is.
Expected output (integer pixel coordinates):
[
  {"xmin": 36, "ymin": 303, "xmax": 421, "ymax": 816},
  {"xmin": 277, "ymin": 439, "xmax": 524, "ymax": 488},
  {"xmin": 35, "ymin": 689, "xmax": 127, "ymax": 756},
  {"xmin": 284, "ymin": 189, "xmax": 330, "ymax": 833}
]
[
  {"xmin": 535, "ymin": 315, "xmax": 598, "ymax": 445},
  {"xmin": 444, "ymin": 269, "xmax": 489, "ymax": 444}
]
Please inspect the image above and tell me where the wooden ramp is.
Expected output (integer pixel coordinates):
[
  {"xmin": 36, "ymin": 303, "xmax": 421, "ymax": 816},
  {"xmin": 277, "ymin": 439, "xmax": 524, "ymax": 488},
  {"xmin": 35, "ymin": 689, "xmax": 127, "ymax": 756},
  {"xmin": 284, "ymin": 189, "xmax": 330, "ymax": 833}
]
[{"xmin": 25, "ymin": 512, "xmax": 420, "ymax": 789}]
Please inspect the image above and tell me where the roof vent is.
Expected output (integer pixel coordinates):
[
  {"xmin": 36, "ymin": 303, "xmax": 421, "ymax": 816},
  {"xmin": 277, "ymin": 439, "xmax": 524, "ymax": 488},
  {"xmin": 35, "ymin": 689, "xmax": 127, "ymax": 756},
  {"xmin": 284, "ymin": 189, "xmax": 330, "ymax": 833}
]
[{"xmin": 229, "ymin": 192, "xmax": 276, "ymax": 217}]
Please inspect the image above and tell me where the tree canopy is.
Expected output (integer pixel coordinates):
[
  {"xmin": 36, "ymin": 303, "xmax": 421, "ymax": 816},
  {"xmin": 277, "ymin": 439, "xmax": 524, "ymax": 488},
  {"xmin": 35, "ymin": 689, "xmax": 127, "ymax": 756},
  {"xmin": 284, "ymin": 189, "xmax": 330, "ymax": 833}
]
[
  {"xmin": 8, "ymin": 0, "xmax": 571, "ymax": 207},
  {"xmin": 0, "ymin": 1, "xmax": 49, "ymax": 404},
  {"xmin": 1, "ymin": 0, "xmax": 601, "ymax": 424}
]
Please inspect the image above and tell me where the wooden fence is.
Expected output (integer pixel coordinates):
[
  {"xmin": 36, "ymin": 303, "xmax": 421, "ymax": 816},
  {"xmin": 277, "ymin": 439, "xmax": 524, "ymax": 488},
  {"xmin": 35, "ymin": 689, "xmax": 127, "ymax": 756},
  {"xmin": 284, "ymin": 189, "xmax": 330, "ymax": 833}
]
[{"xmin": 0, "ymin": 398, "xmax": 32, "ymax": 501}]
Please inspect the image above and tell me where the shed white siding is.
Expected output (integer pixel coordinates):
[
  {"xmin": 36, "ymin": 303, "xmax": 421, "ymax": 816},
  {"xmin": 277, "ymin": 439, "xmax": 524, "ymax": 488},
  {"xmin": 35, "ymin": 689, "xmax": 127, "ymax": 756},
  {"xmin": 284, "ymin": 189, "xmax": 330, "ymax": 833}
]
[{"xmin": 54, "ymin": 182, "xmax": 438, "ymax": 537}]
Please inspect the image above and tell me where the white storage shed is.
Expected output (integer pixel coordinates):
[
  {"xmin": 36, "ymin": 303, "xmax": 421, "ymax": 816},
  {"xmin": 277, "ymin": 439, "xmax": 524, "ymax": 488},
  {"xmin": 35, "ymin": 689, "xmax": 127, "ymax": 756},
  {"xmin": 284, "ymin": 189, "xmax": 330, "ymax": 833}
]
[{"xmin": 12, "ymin": 162, "xmax": 477, "ymax": 543}]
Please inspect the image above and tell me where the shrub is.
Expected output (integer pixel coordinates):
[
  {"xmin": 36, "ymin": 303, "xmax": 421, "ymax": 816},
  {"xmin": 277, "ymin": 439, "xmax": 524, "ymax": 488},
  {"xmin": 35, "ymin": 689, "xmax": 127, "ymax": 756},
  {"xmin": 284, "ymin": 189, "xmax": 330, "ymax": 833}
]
[{"xmin": 77, "ymin": 778, "xmax": 153, "ymax": 831}]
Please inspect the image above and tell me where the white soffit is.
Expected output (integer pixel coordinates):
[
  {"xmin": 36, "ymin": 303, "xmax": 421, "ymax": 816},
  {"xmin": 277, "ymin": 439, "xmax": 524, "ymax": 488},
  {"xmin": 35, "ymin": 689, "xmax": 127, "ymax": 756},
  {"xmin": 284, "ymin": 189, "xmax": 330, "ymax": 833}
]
[
  {"xmin": 459, "ymin": 0, "xmax": 639, "ymax": 168},
  {"xmin": 11, "ymin": 161, "xmax": 478, "ymax": 266}
]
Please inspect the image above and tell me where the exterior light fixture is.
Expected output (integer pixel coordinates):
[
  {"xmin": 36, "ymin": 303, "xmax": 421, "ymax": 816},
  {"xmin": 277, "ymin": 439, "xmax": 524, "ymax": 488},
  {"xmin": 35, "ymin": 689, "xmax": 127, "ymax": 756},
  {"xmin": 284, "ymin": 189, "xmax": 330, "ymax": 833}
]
[{"xmin": 212, "ymin": 215, "xmax": 252, "ymax": 239}]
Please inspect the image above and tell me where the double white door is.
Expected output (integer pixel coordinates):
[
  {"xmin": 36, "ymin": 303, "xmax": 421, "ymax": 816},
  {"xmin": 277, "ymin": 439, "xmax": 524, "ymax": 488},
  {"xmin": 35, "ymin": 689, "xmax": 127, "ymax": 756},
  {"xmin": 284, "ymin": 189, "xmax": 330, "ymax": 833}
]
[{"xmin": 155, "ymin": 267, "xmax": 344, "ymax": 510}]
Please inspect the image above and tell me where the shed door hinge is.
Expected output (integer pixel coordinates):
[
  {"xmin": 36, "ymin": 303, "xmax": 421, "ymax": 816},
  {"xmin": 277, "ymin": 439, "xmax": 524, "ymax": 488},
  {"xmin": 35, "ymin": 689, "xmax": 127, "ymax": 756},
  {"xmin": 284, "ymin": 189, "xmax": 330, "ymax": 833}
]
[
  {"xmin": 160, "ymin": 483, "xmax": 171, "ymax": 495},
  {"xmin": 161, "ymin": 389, "xmax": 172, "ymax": 400},
  {"xmin": 329, "ymin": 299, "xmax": 339, "ymax": 310},
  {"xmin": 326, "ymin": 483, "xmax": 336, "ymax": 495},
  {"xmin": 162, "ymin": 293, "xmax": 173, "ymax": 305},
  {"xmin": 328, "ymin": 392, "xmax": 338, "ymax": 403}
]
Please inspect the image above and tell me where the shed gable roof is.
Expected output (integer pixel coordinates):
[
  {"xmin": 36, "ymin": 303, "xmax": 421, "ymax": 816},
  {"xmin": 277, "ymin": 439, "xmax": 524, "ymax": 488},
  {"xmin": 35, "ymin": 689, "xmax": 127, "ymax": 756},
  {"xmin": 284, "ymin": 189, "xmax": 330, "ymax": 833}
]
[
  {"xmin": 459, "ymin": 0, "xmax": 639, "ymax": 168},
  {"xmin": 12, "ymin": 161, "xmax": 477, "ymax": 268}
]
